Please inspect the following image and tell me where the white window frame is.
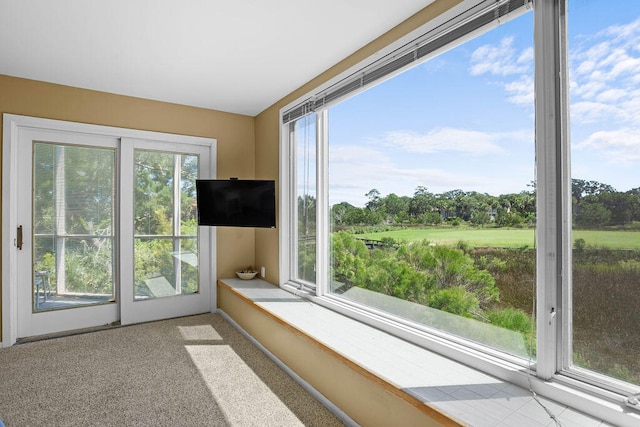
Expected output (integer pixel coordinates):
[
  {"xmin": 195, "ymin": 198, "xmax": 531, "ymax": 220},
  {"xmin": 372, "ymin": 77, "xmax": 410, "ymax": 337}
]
[{"xmin": 279, "ymin": 0, "xmax": 640, "ymax": 425}]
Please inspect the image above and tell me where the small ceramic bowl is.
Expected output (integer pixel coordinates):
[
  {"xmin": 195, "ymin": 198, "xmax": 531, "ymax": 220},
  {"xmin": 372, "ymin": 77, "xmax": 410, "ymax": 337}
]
[{"xmin": 236, "ymin": 271, "xmax": 258, "ymax": 280}]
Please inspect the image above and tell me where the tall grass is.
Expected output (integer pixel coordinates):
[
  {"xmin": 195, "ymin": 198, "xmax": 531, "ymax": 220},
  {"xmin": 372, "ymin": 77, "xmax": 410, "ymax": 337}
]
[
  {"xmin": 358, "ymin": 227, "xmax": 640, "ymax": 383},
  {"xmin": 469, "ymin": 247, "xmax": 535, "ymax": 315},
  {"xmin": 468, "ymin": 245, "xmax": 640, "ymax": 384},
  {"xmin": 572, "ymin": 247, "xmax": 640, "ymax": 384}
]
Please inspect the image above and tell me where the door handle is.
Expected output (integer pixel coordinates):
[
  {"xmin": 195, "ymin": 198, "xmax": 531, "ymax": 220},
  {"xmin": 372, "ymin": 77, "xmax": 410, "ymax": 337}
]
[{"xmin": 17, "ymin": 225, "xmax": 23, "ymax": 250}]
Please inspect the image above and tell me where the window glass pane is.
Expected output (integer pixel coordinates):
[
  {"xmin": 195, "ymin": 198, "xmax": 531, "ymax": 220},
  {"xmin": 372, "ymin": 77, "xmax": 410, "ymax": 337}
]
[
  {"xmin": 180, "ymin": 154, "xmax": 199, "ymax": 235},
  {"xmin": 179, "ymin": 238, "xmax": 199, "ymax": 293},
  {"xmin": 134, "ymin": 150, "xmax": 199, "ymax": 300},
  {"xmin": 294, "ymin": 114, "xmax": 317, "ymax": 286},
  {"xmin": 33, "ymin": 143, "xmax": 115, "ymax": 311},
  {"xmin": 135, "ymin": 151, "xmax": 175, "ymax": 236},
  {"xmin": 569, "ymin": 0, "xmax": 640, "ymax": 385},
  {"xmin": 327, "ymin": 11, "xmax": 536, "ymax": 359}
]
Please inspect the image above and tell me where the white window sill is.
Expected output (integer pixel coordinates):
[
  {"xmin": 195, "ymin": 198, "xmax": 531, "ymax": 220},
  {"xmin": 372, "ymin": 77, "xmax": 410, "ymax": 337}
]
[{"xmin": 220, "ymin": 278, "xmax": 630, "ymax": 426}]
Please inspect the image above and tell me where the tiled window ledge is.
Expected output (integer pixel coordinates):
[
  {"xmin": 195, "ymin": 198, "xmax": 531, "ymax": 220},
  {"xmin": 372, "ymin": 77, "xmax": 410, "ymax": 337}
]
[{"xmin": 218, "ymin": 278, "xmax": 616, "ymax": 427}]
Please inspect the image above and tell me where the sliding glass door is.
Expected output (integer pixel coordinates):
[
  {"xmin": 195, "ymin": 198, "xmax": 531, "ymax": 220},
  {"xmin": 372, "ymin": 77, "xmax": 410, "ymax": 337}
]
[
  {"xmin": 16, "ymin": 129, "xmax": 120, "ymax": 337},
  {"xmin": 5, "ymin": 115, "xmax": 215, "ymax": 342},
  {"xmin": 120, "ymin": 139, "xmax": 213, "ymax": 326}
]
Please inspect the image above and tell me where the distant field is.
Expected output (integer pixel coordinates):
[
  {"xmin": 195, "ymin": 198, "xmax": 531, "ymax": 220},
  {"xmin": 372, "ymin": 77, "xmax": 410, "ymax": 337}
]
[{"xmin": 356, "ymin": 227, "xmax": 640, "ymax": 250}]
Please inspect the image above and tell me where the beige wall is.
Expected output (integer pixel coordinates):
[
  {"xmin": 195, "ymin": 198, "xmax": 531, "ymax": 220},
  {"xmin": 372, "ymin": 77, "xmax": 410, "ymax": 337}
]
[
  {"xmin": 254, "ymin": 0, "xmax": 464, "ymax": 284},
  {"xmin": 0, "ymin": 74, "xmax": 256, "ymax": 341}
]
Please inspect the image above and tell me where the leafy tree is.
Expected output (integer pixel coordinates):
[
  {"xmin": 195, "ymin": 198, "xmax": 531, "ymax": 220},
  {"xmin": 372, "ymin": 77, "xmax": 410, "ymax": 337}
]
[
  {"xmin": 495, "ymin": 208, "xmax": 526, "ymax": 228},
  {"xmin": 434, "ymin": 194, "xmax": 455, "ymax": 220},
  {"xmin": 409, "ymin": 186, "xmax": 435, "ymax": 217},
  {"xmin": 574, "ymin": 201, "xmax": 612, "ymax": 228},
  {"xmin": 327, "ymin": 178, "xmax": 640, "ymax": 230},
  {"xmin": 365, "ymin": 189, "xmax": 382, "ymax": 211},
  {"xmin": 331, "ymin": 201, "xmax": 353, "ymax": 226},
  {"xmin": 572, "ymin": 179, "xmax": 616, "ymax": 201},
  {"xmin": 394, "ymin": 211, "xmax": 411, "ymax": 224},
  {"xmin": 382, "ymin": 193, "xmax": 410, "ymax": 223},
  {"xmin": 343, "ymin": 207, "xmax": 367, "ymax": 225},
  {"xmin": 471, "ymin": 211, "xmax": 491, "ymax": 227},
  {"xmin": 418, "ymin": 211, "xmax": 442, "ymax": 225},
  {"xmin": 597, "ymin": 192, "xmax": 633, "ymax": 225}
]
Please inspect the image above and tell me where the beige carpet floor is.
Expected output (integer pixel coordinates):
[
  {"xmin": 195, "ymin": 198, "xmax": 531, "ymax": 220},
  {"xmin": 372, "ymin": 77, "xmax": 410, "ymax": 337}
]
[{"xmin": 0, "ymin": 313, "xmax": 345, "ymax": 427}]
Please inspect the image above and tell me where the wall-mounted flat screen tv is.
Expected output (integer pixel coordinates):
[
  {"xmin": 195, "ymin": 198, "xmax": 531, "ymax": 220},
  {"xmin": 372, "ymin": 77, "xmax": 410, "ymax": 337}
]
[{"xmin": 196, "ymin": 179, "xmax": 276, "ymax": 228}]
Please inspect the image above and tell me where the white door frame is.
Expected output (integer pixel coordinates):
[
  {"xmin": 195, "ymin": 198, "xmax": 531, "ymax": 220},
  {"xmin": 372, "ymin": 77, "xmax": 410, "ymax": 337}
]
[{"xmin": 2, "ymin": 114, "xmax": 217, "ymax": 346}]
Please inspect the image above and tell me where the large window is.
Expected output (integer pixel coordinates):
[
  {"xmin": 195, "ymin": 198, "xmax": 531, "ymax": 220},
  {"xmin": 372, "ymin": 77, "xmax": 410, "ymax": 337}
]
[
  {"xmin": 282, "ymin": 0, "xmax": 640, "ymax": 422},
  {"xmin": 568, "ymin": 0, "xmax": 640, "ymax": 387},
  {"xmin": 326, "ymin": 10, "xmax": 535, "ymax": 360}
]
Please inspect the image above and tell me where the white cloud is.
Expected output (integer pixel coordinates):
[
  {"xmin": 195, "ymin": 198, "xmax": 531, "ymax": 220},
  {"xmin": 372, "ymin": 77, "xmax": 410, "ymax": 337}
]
[
  {"xmin": 569, "ymin": 17, "xmax": 640, "ymax": 127},
  {"xmin": 380, "ymin": 128, "xmax": 507, "ymax": 156},
  {"xmin": 328, "ymin": 145, "xmax": 500, "ymax": 206},
  {"xmin": 570, "ymin": 101, "xmax": 623, "ymax": 124},
  {"xmin": 624, "ymin": 94, "xmax": 640, "ymax": 125},
  {"xmin": 575, "ymin": 58, "xmax": 598, "ymax": 76},
  {"xmin": 469, "ymin": 36, "xmax": 533, "ymax": 109},
  {"xmin": 602, "ymin": 16, "xmax": 640, "ymax": 47},
  {"xmin": 609, "ymin": 55, "xmax": 640, "ymax": 79},
  {"xmin": 330, "ymin": 145, "xmax": 388, "ymax": 164},
  {"xmin": 504, "ymin": 75, "xmax": 534, "ymax": 106},
  {"xmin": 595, "ymin": 88, "xmax": 627, "ymax": 103},
  {"xmin": 470, "ymin": 37, "xmax": 531, "ymax": 76},
  {"xmin": 517, "ymin": 47, "xmax": 534, "ymax": 65},
  {"xmin": 573, "ymin": 41, "xmax": 612, "ymax": 76},
  {"xmin": 574, "ymin": 129, "xmax": 640, "ymax": 163},
  {"xmin": 571, "ymin": 79, "xmax": 606, "ymax": 100}
]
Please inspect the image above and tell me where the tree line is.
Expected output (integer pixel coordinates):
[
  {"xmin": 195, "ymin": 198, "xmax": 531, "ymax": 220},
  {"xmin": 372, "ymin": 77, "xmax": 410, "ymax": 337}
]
[{"xmin": 324, "ymin": 179, "xmax": 640, "ymax": 229}]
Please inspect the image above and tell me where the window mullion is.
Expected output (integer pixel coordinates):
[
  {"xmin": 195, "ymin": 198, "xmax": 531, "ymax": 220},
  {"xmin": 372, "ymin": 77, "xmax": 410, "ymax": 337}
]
[
  {"xmin": 557, "ymin": 0, "xmax": 572, "ymax": 376},
  {"xmin": 288, "ymin": 123, "xmax": 299, "ymax": 282},
  {"xmin": 315, "ymin": 110, "xmax": 329, "ymax": 297},
  {"xmin": 534, "ymin": 0, "xmax": 570, "ymax": 381},
  {"xmin": 173, "ymin": 154, "xmax": 182, "ymax": 296}
]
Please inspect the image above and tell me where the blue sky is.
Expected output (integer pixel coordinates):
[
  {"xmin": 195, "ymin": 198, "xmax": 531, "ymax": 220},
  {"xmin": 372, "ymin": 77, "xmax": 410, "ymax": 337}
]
[{"xmin": 327, "ymin": 1, "xmax": 640, "ymax": 207}]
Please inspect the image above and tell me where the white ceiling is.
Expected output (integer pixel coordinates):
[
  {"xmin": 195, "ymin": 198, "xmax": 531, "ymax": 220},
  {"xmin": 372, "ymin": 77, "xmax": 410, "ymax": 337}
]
[{"xmin": 0, "ymin": 0, "xmax": 432, "ymax": 116}]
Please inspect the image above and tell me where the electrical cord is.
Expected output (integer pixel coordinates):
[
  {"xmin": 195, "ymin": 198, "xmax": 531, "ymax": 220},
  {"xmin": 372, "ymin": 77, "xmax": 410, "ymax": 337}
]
[{"xmin": 527, "ymin": 291, "xmax": 562, "ymax": 426}]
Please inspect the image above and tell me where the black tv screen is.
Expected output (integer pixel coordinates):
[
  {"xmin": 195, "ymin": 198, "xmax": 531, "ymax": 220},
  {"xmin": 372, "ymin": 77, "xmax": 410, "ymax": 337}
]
[{"xmin": 196, "ymin": 179, "xmax": 276, "ymax": 228}]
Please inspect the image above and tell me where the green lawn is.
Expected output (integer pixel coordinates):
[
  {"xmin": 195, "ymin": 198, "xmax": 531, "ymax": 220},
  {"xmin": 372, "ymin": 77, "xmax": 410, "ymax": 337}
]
[{"xmin": 356, "ymin": 227, "xmax": 640, "ymax": 250}]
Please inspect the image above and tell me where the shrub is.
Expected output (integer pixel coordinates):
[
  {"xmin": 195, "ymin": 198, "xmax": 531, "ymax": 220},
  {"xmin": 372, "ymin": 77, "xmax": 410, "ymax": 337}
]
[
  {"xmin": 456, "ymin": 240, "xmax": 471, "ymax": 253},
  {"xmin": 429, "ymin": 287, "xmax": 479, "ymax": 318},
  {"xmin": 487, "ymin": 308, "xmax": 533, "ymax": 336},
  {"xmin": 487, "ymin": 307, "xmax": 536, "ymax": 355}
]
